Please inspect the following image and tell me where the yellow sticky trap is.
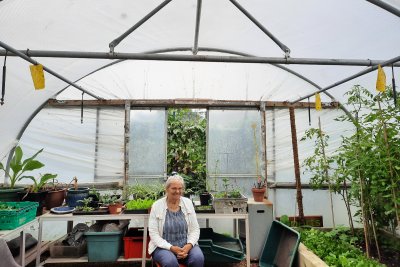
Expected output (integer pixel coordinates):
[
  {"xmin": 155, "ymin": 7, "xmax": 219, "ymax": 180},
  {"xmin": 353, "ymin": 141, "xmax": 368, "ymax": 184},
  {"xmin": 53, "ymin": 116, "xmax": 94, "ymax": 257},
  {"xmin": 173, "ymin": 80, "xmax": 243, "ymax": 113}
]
[
  {"xmin": 315, "ymin": 93, "xmax": 322, "ymax": 111},
  {"xmin": 29, "ymin": 64, "xmax": 45, "ymax": 90},
  {"xmin": 376, "ymin": 65, "xmax": 386, "ymax": 92}
]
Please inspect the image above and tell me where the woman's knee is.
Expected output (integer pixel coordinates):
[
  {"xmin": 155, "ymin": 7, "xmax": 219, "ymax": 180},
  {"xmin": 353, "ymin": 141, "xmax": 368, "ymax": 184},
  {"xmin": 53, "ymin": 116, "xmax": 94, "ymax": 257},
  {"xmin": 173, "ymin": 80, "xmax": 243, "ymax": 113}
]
[
  {"xmin": 187, "ymin": 246, "xmax": 204, "ymax": 266},
  {"xmin": 153, "ymin": 248, "xmax": 179, "ymax": 267}
]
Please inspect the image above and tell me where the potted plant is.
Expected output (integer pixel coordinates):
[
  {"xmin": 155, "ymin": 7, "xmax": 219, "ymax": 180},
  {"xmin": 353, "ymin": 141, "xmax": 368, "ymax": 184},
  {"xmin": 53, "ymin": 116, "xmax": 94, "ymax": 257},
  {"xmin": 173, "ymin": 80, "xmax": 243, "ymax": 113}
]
[
  {"xmin": 0, "ymin": 146, "xmax": 46, "ymax": 201},
  {"xmin": 124, "ymin": 199, "xmax": 155, "ymax": 214},
  {"xmin": 65, "ymin": 177, "xmax": 90, "ymax": 208},
  {"xmin": 212, "ymin": 177, "xmax": 247, "ymax": 214},
  {"xmin": 19, "ymin": 173, "xmax": 57, "ymax": 215},
  {"xmin": 44, "ymin": 177, "xmax": 66, "ymax": 209},
  {"xmin": 251, "ymin": 176, "xmax": 267, "ymax": 202},
  {"xmin": 250, "ymin": 122, "xmax": 266, "ymax": 202},
  {"xmin": 100, "ymin": 193, "xmax": 123, "ymax": 214}
]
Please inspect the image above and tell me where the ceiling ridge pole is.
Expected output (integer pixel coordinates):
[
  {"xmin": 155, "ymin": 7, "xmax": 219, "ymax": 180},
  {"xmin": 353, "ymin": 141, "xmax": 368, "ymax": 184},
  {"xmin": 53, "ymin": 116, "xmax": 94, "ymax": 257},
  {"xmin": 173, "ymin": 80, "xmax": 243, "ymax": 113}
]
[
  {"xmin": 192, "ymin": 0, "xmax": 203, "ymax": 55},
  {"xmin": 3, "ymin": 49, "xmax": 400, "ymax": 67},
  {"xmin": 228, "ymin": 0, "xmax": 291, "ymax": 57},
  {"xmin": 291, "ymin": 55, "xmax": 400, "ymax": 104},
  {"xmin": 0, "ymin": 40, "xmax": 102, "ymax": 100},
  {"xmin": 109, "ymin": 0, "xmax": 174, "ymax": 53}
]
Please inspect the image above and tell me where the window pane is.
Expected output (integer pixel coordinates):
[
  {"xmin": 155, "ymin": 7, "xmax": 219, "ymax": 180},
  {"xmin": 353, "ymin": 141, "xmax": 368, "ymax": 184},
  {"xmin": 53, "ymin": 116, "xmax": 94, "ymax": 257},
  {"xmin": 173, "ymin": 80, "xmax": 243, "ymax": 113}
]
[{"xmin": 129, "ymin": 109, "xmax": 166, "ymax": 182}]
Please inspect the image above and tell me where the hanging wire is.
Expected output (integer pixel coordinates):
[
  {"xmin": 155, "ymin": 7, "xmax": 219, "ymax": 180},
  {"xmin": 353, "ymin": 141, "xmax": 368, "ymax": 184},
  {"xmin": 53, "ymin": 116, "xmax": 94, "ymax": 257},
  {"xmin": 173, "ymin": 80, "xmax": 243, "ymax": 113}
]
[
  {"xmin": 81, "ymin": 92, "xmax": 84, "ymax": 124},
  {"xmin": 307, "ymin": 97, "xmax": 311, "ymax": 126},
  {"xmin": 1, "ymin": 50, "xmax": 7, "ymax": 105},
  {"xmin": 392, "ymin": 65, "xmax": 397, "ymax": 107}
]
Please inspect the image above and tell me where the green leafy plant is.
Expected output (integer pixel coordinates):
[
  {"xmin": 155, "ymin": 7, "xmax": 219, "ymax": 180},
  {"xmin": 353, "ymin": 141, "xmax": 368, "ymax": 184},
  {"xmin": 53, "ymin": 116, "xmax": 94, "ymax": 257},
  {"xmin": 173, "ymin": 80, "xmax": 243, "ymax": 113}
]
[
  {"xmin": 301, "ymin": 227, "xmax": 384, "ymax": 267},
  {"xmin": 125, "ymin": 183, "xmax": 164, "ymax": 201},
  {"xmin": 24, "ymin": 173, "xmax": 58, "ymax": 193},
  {"xmin": 125, "ymin": 199, "xmax": 155, "ymax": 210},
  {"xmin": 167, "ymin": 108, "xmax": 206, "ymax": 194},
  {"xmin": 99, "ymin": 194, "xmax": 121, "ymax": 206},
  {"xmin": 214, "ymin": 178, "xmax": 242, "ymax": 198},
  {"xmin": 76, "ymin": 197, "xmax": 94, "ymax": 212},
  {"xmin": 0, "ymin": 146, "xmax": 46, "ymax": 189}
]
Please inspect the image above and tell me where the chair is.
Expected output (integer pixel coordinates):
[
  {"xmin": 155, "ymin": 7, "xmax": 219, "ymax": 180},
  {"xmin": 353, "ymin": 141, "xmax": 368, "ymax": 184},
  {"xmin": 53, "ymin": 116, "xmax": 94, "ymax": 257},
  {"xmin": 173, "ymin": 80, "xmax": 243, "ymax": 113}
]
[
  {"xmin": 152, "ymin": 258, "xmax": 187, "ymax": 267},
  {"xmin": 0, "ymin": 238, "xmax": 22, "ymax": 267}
]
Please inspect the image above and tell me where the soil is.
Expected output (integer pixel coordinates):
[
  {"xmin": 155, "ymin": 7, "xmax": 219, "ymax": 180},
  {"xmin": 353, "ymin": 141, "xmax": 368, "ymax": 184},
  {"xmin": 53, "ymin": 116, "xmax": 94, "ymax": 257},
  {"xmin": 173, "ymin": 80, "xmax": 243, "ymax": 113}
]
[{"xmin": 357, "ymin": 240, "xmax": 399, "ymax": 267}]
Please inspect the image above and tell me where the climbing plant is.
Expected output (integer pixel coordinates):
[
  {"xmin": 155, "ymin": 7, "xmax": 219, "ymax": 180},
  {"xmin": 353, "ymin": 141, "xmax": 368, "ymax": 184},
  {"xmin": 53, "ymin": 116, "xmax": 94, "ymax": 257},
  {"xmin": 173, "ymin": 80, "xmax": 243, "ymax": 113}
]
[{"xmin": 167, "ymin": 108, "xmax": 207, "ymax": 195}]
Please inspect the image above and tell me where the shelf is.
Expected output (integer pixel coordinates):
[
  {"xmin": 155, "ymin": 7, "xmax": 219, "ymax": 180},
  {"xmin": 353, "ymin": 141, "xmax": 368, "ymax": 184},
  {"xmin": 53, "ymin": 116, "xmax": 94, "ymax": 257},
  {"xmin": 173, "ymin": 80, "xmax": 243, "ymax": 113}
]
[{"xmin": 44, "ymin": 255, "xmax": 151, "ymax": 263}]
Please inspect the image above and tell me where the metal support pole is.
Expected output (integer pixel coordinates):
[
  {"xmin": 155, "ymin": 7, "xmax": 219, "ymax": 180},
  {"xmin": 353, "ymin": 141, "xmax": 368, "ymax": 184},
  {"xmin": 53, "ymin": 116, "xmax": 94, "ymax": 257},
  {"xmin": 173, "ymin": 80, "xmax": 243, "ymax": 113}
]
[
  {"xmin": 2, "ymin": 49, "xmax": 399, "ymax": 67},
  {"xmin": 228, "ymin": 0, "xmax": 291, "ymax": 57},
  {"xmin": 124, "ymin": 101, "xmax": 131, "ymax": 185},
  {"xmin": 291, "ymin": 55, "xmax": 400, "ymax": 104},
  {"xmin": 108, "ymin": 0, "xmax": 174, "ymax": 53},
  {"xmin": 366, "ymin": 0, "xmax": 400, "ymax": 17},
  {"xmin": 192, "ymin": 0, "xmax": 203, "ymax": 55},
  {"xmin": 0, "ymin": 41, "xmax": 102, "ymax": 100}
]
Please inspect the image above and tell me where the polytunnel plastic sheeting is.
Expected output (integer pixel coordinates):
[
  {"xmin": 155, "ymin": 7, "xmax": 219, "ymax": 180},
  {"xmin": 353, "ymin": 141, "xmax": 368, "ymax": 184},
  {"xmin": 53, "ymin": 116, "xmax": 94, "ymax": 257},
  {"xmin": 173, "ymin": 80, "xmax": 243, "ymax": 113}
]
[
  {"xmin": 269, "ymin": 188, "xmax": 361, "ymax": 228},
  {"xmin": 266, "ymin": 107, "xmax": 354, "ymax": 183},
  {"xmin": 56, "ymin": 58, "xmax": 328, "ymax": 102},
  {"xmin": 0, "ymin": 0, "xmax": 399, "ymax": 161},
  {"xmin": 8, "ymin": 107, "xmax": 125, "ymax": 184}
]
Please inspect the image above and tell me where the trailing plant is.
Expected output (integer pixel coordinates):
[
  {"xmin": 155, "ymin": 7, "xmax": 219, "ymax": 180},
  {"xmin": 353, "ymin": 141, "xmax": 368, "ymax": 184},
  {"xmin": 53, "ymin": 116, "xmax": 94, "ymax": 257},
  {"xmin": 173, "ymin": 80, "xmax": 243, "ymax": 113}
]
[
  {"xmin": 0, "ymin": 146, "xmax": 46, "ymax": 189},
  {"xmin": 167, "ymin": 108, "xmax": 206, "ymax": 194}
]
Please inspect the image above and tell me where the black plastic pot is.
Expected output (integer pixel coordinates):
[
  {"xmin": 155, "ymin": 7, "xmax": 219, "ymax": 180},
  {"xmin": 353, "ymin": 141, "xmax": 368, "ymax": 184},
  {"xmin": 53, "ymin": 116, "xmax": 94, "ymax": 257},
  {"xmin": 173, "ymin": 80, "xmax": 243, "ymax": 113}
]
[
  {"xmin": 200, "ymin": 192, "xmax": 212, "ymax": 206},
  {"xmin": 18, "ymin": 190, "xmax": 48, "ymax": 216}
]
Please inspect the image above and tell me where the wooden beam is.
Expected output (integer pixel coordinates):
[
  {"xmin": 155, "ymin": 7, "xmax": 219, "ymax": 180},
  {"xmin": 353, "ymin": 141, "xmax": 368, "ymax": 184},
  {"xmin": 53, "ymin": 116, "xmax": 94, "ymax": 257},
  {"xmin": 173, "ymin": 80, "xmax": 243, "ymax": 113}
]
[{"xmin": 48, "ymin": 99, "xmax": 338, "ymax": 109}]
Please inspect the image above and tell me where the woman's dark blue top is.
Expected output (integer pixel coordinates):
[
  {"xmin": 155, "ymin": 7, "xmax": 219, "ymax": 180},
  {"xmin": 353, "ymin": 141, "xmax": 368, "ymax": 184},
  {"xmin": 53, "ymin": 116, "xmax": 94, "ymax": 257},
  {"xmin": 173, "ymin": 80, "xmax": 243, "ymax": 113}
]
[{"xmin": 163, "ymin": 208, "xmax": 188, "ymax": 248}]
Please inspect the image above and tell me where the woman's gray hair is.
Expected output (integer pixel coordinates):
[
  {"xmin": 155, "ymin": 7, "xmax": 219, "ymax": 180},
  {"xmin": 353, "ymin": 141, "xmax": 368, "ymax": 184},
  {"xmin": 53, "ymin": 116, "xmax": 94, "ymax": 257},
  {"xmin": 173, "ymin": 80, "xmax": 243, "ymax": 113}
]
[{"xmin": 165, "ymin": 174, "xmax": 185, "ymax": 189}]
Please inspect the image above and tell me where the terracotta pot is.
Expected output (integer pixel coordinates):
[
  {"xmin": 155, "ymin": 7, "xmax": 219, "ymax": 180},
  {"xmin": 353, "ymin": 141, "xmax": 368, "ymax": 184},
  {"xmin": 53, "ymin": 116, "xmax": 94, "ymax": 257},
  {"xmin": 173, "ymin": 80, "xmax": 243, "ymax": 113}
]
[
  {"xmin": 251, "ymin": 187, "xmax": 266, "ymax": 202},
  {"xmin": 45, "ymin": 189, "xmax": 66, "ymax": 209},
  {"xmin": 108, "ymin": 203, "xmax": 123, "ymax": 214}
]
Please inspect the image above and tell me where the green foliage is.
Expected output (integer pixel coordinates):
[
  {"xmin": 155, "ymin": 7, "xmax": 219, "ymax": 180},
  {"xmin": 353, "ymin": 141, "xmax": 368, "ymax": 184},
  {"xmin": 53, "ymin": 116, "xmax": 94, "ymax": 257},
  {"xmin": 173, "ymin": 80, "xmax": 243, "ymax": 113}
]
[
  {"xmin": 167, "ymin": 108, "xmax": 206, "ymax": 194},
  {"xmin": 214, "ymin": 178, "xmax": 242, "ymax": 198},
  {"xmin": 125, "ymin": 199, "xmax": 155, "ymax": 210},
  {"xmin": 24, "ymin": 173, "xmax": 58, "ymax": 193},
  {"xmin": 124, "ymin": 183, "xmax": 164, "ymax": 200},
  {"xmin": 76, "ymin": 197, "xmax": 94, "ymax": 212},
  {"xmin": 301, "ymin": 227, "xmax": 384, "ymax": 267},
  {"xmin": 0, "ymin": 146, "xmax": 46, "ymax": 189},
  {"xmin": 335, "ymin": 86, "xmax": 400, "ymax": 230},
  {"xmin": 99, "ymin": 194, "xmax": 121, "ymax": 205}
]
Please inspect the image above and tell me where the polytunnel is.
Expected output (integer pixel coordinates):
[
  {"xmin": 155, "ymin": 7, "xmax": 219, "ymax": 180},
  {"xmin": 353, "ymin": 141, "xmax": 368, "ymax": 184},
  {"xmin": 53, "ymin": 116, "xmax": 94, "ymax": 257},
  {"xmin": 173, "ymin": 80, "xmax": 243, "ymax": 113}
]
[{"xmin": 0, "ymin": 1, "xmax": 399, "ymax": 266}]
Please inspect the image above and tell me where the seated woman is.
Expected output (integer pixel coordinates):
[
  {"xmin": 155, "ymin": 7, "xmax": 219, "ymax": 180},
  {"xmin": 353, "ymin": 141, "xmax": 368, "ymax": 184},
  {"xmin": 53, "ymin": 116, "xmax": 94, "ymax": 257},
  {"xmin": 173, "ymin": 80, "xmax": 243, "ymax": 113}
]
[{"xmin": 148, "ymin": 174, "xmax": 204, "ymax": 267}]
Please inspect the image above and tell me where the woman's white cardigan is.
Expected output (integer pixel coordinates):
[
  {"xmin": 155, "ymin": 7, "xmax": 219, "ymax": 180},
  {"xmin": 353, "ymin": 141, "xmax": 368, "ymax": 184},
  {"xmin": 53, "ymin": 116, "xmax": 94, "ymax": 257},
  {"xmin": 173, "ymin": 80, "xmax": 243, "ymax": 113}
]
[{"xmin": 148, "ymin": 196, "xmax": 200, "ymax": 255}]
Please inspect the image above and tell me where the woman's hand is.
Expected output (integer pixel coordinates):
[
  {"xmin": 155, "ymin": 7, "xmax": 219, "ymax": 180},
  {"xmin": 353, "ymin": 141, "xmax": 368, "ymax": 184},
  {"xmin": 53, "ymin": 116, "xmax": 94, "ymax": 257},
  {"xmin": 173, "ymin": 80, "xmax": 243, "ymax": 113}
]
[{"xmin": 182, "ymin": 243, "xmax": 193, "ymax": 255}]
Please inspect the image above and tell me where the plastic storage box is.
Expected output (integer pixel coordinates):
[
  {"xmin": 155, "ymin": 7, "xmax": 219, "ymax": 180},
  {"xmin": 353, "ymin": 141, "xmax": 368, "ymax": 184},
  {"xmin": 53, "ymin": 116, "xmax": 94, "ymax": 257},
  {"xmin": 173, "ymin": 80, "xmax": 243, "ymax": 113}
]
[
  {"xmin": 49, "ymin": 235, "xmax": 87, "ymax": 258},
  {"xmin": 123, "ymin": 227, "xmax": 150, "ymax": 259},
  {"xmin": 259, "ymin": 220, "xmax": 300, "ymax": 267},
  {"xmin": 198, "ymin": 228, "xmax": 245, "ymax": 263},
  {"xmin": 85, "ymin": 231, "xmax": 123, "ymax": 262},
  {"xmin": 0, "ymin": 201, "xmax": 38, "ymax": 230}
]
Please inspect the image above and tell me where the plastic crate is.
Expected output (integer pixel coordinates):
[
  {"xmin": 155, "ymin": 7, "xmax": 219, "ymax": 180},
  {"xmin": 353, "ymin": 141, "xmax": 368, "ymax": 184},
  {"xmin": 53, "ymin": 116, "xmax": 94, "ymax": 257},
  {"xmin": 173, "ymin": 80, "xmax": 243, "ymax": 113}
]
[
  {"xmin": 85, "ymin": 231, "xmax": 123, "ymax": 262},
  {"xmin": 198, "ymin": 228, "xmax": 245, "ymax": 263},
  {"xmin": 49, "ymin": 235, "xmax": 87, "ymax": 258},
  {"xmin": 0, "ymin": 201, "xmax": 39, "ymax": 230},
  {"xmin": 259, "ymin": 220, "xmax": 300, "ymax": 267},
  {"xmin": 123, "ymin": 228, "xmax": 150, "ymax": 259}
]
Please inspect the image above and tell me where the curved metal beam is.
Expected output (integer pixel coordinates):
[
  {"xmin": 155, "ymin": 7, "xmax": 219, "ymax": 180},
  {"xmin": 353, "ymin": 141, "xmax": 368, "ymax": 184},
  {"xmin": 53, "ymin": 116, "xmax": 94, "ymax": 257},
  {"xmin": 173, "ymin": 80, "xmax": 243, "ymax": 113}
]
[{"xmin": 366, "ymin": 0, "xmax": 400, "ymax": 17}]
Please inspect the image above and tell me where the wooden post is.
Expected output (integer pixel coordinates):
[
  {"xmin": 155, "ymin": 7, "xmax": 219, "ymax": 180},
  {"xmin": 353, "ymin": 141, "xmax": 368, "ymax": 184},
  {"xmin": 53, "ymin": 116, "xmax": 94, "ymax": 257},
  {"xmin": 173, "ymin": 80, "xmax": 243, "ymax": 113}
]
[{"xmin": 289, "ymin": 106, "xmax": 305, "ymax": 223}]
